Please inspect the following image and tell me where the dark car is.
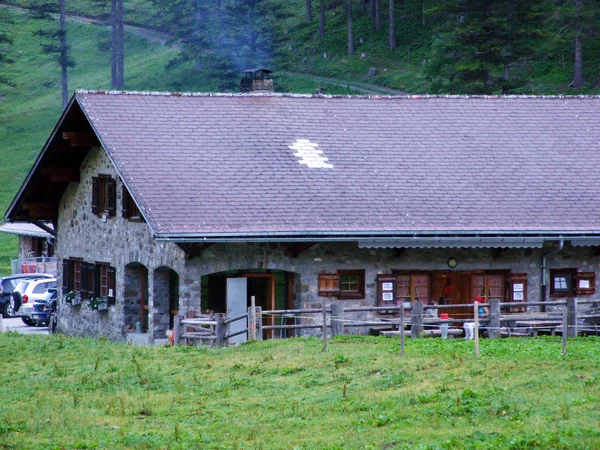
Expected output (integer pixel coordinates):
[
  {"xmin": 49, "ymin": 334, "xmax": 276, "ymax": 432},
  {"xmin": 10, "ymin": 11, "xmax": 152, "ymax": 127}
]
[
  {"xmin": 31, "ymin": 288, "xmax": 57, "ymax": 328},
  {"xmin": 0, "ymin": 273, "xmax": 54, "ymax": 318}
]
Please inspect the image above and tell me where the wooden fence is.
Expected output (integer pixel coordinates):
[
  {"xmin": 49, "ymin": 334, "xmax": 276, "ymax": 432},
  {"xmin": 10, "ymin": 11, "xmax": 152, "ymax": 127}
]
[{"xmin": 172, "ymin": 298, "xmax": 600, "ymax": 348}]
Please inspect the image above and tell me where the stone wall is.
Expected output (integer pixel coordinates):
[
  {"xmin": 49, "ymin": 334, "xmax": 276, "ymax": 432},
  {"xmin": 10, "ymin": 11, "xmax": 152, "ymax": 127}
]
[{"xmin": 55, "ymin": 146, "xmax": 600, "ymax": 341}]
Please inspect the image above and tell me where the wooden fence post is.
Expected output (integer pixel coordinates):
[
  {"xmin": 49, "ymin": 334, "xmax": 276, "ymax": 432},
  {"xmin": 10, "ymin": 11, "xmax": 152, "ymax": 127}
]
[
  {"xmin": 488, "ymin": 299, "xmax": 500, "ymax": 339},
  {"xmin": 567, "ymin": 298, "xmax": 577, "ymax": 338},
  {"xmin": 255, "ymin": 307, "xmax": 263, "ymax": 341},
  {"xmin": 322, "ymin": 300, "xmax": 329, "ymax": 351},
  {"xmin": 248, "ymin": 295, "xmax": 256, "ymax": 341},
  {"xmin": 215, "ymin": 313, "xmax": 226, "ymax": 347},
  {"xmin": 331, "ymin": 303, "xmax": 344, "ymax": 337},
  {"xmin": 474, "ymin": 302, "xmax": 480, "ymax": 358},
  {"xmin": 562, "ymin": 309, "xmax": 567, "ymax": 356},
  {"xmin": 399, "ymin": 304, "xmax": 405, "ymax": 356},
  {"xmin": 173, "ymin": 314, "xmax": 182, "ymax": 346},
  {"xmin": 411, "ymin": 302, "xmax": 423, "ymax": 338}
]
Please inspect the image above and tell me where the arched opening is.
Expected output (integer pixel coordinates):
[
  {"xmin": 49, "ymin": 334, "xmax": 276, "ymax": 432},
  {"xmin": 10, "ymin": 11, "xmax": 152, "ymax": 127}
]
[
  {"xmin": 200, "ymin": 269, "xmax": 300, "ymax": 341},
  {"xmin": 152, "ymin": 267, "xmax": 179, "ymax": 339},
  {"xmin": 124, "ymin": 262, "xmax": 149, "ymax": 333}
]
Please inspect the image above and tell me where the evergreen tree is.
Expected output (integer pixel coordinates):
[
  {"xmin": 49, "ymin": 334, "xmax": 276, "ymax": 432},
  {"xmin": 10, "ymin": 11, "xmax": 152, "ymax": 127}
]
[
  {"xmin": 32, "ymin": 1, "xmax": 75, "ymax": 109},
  {"xmin": 0, "ymin": 9, "xmax": 14, "ymax": 92},
  {"xmin": 426, "ymin": 0, "xmax": 547, "ymax": 94}
]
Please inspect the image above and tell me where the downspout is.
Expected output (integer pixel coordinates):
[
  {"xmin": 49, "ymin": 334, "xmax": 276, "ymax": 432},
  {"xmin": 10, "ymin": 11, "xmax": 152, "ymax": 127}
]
[{"xmin": 540, "ymin": 239, "xmax": 564, "ymax": 312}]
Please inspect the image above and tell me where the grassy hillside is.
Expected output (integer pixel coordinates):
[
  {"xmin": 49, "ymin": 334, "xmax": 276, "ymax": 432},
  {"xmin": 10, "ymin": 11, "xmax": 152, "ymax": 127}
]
[{"xmin": 0, "ymin": 334, "xmax": 599, "ymax": 449}]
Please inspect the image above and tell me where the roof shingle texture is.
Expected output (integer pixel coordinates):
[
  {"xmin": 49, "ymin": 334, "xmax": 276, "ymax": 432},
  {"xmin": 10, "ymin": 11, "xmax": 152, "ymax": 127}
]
[{"xmin": 77, "ymin": 92, "xmax": 600, "ymax": 236}]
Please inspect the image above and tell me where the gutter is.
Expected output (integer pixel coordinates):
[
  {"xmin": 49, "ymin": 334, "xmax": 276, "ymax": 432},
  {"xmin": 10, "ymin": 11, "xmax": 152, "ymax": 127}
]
[{"xmin": 540, "ymin": 239, "xmax": 565, "ymax": 312}]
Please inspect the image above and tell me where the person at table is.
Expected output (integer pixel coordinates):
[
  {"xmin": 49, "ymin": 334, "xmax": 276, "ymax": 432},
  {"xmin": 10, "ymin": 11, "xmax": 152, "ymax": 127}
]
[
  {"xmin": 463, "ymin": 296, "xmax": 488, "ymax": 339},
  {"xmin": 425, "ymin": 299, "xmax": 439, "ymax": 318}
]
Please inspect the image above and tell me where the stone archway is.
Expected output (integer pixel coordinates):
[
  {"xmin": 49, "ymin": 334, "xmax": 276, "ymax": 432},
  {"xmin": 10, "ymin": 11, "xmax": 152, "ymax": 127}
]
[
  {"xmin": 152, "ymin": 267, "xmax": 179, "ymax": 340},
  {"xmin": 124, "ymin": 262, "xmax": 149, "ymax": 333}
]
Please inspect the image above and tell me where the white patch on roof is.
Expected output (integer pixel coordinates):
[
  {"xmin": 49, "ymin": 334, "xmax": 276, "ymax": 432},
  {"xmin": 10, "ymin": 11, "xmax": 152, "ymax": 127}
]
[{"xmin": 289, "ymin": 139, "xmax": 333, "ymax": 169}]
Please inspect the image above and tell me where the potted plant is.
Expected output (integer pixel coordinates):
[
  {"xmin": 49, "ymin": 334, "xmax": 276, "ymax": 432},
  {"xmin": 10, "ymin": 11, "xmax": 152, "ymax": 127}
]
[
  {"xmin": 64, "ymin": 291, "xmax": 81, "ymax": 306},
  {"xmin": 87, "ymin": 296, "xmax": 108, "ymax": 311}
]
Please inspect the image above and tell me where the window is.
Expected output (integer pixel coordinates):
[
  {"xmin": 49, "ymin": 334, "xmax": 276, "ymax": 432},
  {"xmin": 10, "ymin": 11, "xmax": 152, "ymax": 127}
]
[
  {"xmin": 550, "ymin": 269, "xmax": 576, "ymax": 296},
  {"xmin": 396, "ymin": 273, "xmax": 430, "ymax": 303},
  {"xmin": 95, "ymin": 263, "xmax": 116, "ymax": 302},
  {"xmin": 122, "ymin": 186, "xmax": 143, "ymax": 221},
  {"xmin": 337, "ymin": 270, "xmax": 365, "ymax": 299},
  {"xmin": 91, "ymin": 175, "xmax": 116, "ymax": 217},
  {"xmin": 471, "ymin": 273, "xmax": 504, "ymax": 302},
  {"xmin": 62, "ymin": 258, "xmax": 82, "ymax": 293}
]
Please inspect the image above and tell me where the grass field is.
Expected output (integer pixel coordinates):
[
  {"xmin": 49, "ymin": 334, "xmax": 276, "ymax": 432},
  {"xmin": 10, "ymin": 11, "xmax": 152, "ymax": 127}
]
[{"xmin": 0, "ymin": 334, "xmax": 598, "ymax": 449}]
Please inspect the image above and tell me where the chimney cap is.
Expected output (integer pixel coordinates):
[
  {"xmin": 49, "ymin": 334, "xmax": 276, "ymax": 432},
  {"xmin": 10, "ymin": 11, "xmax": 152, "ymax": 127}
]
[{"xmin": 243, "ymin": 68, "xmax": 272, "ymax": 74}]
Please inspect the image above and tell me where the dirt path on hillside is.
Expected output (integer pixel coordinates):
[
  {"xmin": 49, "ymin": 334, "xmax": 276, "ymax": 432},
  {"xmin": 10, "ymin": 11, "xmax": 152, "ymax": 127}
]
[{"xmin": 1, "ymin": 3, "xmax": 406, "ymax": 95}]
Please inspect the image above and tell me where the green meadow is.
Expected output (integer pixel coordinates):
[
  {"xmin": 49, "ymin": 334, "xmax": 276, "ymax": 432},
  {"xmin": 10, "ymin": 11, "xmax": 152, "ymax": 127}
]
[{"xmin": 0, "ymin": 334, "xmax": 598, "ymax": 449}]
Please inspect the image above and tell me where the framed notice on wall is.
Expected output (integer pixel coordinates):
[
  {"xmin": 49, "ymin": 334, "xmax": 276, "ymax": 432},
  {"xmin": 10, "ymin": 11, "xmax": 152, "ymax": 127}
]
[
  {"xmin": 513, "ymin": 291, "xmax": 524, "ymax": 301},
  {"xmin": 377, "ymin": 274, "xmax": 396, "ymax": 305}
]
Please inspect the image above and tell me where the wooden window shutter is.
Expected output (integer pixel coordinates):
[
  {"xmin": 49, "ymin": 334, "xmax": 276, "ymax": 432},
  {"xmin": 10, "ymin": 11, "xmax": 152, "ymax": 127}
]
[
  {"xmin": 575, "ymin": 272, "xmax": 595, "ymax": 295},
  {"xmin": 318, "ymin": 273, "xmax": 340, "ymax": 297},
  {"xmin": 80, "ymin": 263, "xmax": 89, "ymax": 300},
  {"xmin": 94, "ymin": 265, "xmax": 101, "ymax": 298},
  {"xmin": 62, "ymin": 259, "xmax": 71, "ymax": 292},
  {"xmin": 121, "ymin": 185, "xmax": 129, "ymax": 218},
  {"xmin": 107, "ymin": 178, "xmax": 117, "ymax": 217},
  {"xmin": 107, "ymin": 266, "xmax": 116, "ymax": 304},
  {"xmin": 507, "ymin": 273, "xmax": 527, "ymax": 312},
  {"xmin": 91, "ymin": 177, "xmax": 99, "ymax": 214}
]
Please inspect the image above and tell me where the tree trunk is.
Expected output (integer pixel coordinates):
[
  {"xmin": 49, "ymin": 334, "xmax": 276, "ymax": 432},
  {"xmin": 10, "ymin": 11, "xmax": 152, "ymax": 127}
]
[
  {"xmin": 319, "ymin": 0, "xmax": 326, "ymax": 36},
  {"xmin": 116, "ymin": 0, "xmax": 124, "ymax": 89},
  {"xmin": 110, "ymin": 0, "xmax": 117, "ymax": 89},
  {"xmin": 370, "ymin": 0, "xmax": 375, "ymax": 19},
  {"xmin": 570, "ymin": 0, "xmax": 584, "ymax": 89},
  {"xmin": 502, "ymin": 0, "xmax": 514, "ymax": 94},
  {"xmin": 59, "ymin": 0, "xmax": 68, "ymax": 109},
  {"xmin": 375, "ymin": 0, "xmax": 381, "ymax": 31},
  {"xmin": 388, "ymin": 0, "xmax": 396, "ymax": 49},
  {"xmin": 347, "ymin": 0, "xmax": 353, "ymax": 54},
  {"xmin": 306, "ymin": 0, "xmax": 312, "ymax": 21},
  {"xmin": 361, "ymin": 0, "xmax": 366, "ymax": 14}
]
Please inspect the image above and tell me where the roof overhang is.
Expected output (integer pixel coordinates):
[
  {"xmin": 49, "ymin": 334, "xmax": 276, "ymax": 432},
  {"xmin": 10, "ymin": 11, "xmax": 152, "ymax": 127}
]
[
  {"xmin": 0, "ymin": 222, "xmax": 54, "ymax": 239},
  {"xmin": 156, "ymin": 231, "xmax": 600, "ymax": 248}
]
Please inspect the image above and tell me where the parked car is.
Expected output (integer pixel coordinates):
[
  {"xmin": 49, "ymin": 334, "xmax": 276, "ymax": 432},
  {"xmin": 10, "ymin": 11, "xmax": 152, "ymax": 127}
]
[
  {"xmin": 9, "ymin": 278, "xmax": 57, "ymax": 326},
  {"xmin": 31, "ymin": 288, "xmax": 57, "ymax": 328},
  {"xmin": 0, "ymin": 273, "xmax": 54, "ymax": 318}
]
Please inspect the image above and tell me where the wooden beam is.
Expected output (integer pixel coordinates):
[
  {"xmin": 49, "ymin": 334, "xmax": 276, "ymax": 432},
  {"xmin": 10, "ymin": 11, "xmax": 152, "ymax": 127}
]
[
  {"xmin": 285, "ymin": 242, "xmax": 317, "ymax": 258},
  {"xmin": 31, "ymin": 220, "xmax": 56, "ymax": 237},
  {"xmin": 22, "ymin": 202, "xmax": 55, "ymax": 218},
  {"xmin": 177, "ymin": 243, "xmax": 215, "ymax": 259},
  {"xmin": 41, "ymin": 167, "xmax": 80, "ymax": 183},
  {"xmin": 62, "ymin": 131, "xmax": 99, "ymax": 147}
]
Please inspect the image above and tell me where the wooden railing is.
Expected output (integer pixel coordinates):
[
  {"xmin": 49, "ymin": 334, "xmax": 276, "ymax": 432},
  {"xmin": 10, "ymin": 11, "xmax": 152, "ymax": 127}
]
[{"xmin": 172, "ymin": 298, "xmax": 600, "ymax": 348}]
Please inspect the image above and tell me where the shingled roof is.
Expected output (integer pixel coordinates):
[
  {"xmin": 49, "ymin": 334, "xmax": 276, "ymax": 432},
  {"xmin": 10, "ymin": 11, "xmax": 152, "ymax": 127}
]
[{"xmin": 8, "ymin": 91, "xmax": 600, "ymax": 241}]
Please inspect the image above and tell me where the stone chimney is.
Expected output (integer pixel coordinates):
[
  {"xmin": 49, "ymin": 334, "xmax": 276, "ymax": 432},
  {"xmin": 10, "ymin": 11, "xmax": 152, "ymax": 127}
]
[{"xmin": 240, "ymin": 69, "xmax": 274, "ymax": 93}]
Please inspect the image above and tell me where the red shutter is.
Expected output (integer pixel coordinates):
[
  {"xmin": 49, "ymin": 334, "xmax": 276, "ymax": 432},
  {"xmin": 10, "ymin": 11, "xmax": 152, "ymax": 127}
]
[
  {"xmin": 507, "ymin": 273, "xmax": 527, "ymax": 312},
  {"xmin": 318, "ymin": 273, "xmax": 340, "ymax": 297},
  {"xmin": 575, "ymin": 272, "xmax": 595, "ymax": 295},
  {"xmin": 91, "ymin": 177, "xmax": 99, "ymax": 214},
  {"xmin": 107, "ymin": 178, "xmax": 117, "ymax": 217}
]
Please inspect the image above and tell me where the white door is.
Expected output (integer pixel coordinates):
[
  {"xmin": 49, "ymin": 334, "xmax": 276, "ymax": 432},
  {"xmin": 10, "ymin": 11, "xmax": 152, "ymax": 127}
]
[{"xmin": 226, "ymin": 278, "xmax": 248, "ymax": 344}]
